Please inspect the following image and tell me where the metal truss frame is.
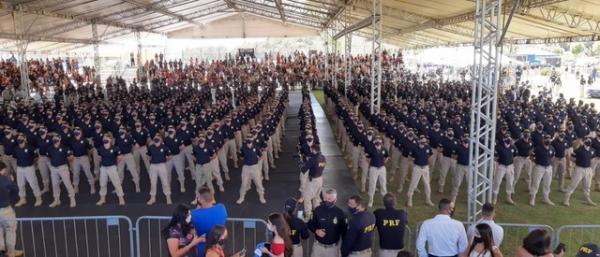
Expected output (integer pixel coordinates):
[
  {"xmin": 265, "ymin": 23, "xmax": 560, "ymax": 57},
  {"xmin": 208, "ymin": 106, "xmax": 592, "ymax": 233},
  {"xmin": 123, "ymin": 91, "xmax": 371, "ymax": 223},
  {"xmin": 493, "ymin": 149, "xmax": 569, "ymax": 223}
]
[
  {"xmin": 331, "ymin": 19, "xmax": 342, "ymax": 91},
  {"xmin": 344, "ymin": 7, "xmax": 351, "ymax": 97},
  {"xmin": 12, "ymin": 11, "xmax": 30, "ymax": 99},
  {"xmin": 370, "ymin": 0, "xmax": 382, "ymax": 114},
  {"xmin": 92, "ymin": 23, "xmax": 102, "ymax": 85},
  {"xmin": 468, "ymin": 0, "xmax": 502, "ymax": 223}
]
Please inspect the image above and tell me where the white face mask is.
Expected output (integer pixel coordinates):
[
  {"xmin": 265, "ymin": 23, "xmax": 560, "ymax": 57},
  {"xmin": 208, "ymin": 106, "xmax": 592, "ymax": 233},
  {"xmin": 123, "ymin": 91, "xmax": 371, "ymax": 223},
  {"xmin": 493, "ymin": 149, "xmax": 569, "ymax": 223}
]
[
  {"xmin": 185, "ymin": 215, "xmax": 191, "ymax": 224},
  {"xmin": 267, "ymin": 223, "xmax": 275, "ymax": 232}
]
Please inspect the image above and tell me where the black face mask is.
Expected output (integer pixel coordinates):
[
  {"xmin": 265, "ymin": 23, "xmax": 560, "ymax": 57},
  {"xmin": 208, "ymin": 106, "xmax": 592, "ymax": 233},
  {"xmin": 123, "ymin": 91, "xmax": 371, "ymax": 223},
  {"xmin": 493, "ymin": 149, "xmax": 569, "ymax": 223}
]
[
  {"xmin": 218, "ymin": 239, "xmax": 226, "ymax": 246},
  {"xmin": 473, "ymin": 236, "xmax": 483, "ymax": 244}
]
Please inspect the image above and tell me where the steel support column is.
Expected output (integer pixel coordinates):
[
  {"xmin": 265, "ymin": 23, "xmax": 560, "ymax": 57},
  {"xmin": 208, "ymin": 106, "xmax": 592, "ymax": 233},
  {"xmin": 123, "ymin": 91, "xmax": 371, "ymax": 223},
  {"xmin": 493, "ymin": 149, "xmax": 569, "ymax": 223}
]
[
  {"xmin": 332, "ymin": 21, "xmax": 341, "ymax": 91},
  {"xmin": 12, "ymin": 11, "xmax": 30, "ymax": 100},
  {"xmin": 91, "ymin": 23, "xmax": 102, "ymax": 90},
  {"xmin": 468, "ymin": 0, "xmax": 502, "ymax": 223},
  {"xmin": 370, "ymin": 0, "xmax": 382, "ymax": 114},
  {"xmin": 135, "ymin": 30, "xmax": 142, "ymax": 67},
  {"xmin": 344, "ymin": 7, "xmax": 352, "ymax": 97}
]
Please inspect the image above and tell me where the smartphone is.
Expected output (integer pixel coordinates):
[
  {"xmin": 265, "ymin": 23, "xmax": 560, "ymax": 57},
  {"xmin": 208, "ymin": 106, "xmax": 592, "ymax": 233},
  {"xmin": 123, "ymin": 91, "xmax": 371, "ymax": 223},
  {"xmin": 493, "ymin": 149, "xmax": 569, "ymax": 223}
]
[{"xmin": 297, "ymin": 210, "xmax": 304, "ymax": 219}]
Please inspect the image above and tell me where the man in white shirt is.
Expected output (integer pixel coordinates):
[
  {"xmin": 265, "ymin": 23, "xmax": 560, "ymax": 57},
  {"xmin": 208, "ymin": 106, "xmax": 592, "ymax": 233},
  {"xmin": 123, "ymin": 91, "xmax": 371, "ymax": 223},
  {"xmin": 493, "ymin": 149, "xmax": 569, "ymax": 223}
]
[
  {"xmin": 466, "ymin": 203, "xmax": 504, "ymax": 247},
  {"xmin": 417, "ymin": 199, "xmax": 467, "ymax": 257}
]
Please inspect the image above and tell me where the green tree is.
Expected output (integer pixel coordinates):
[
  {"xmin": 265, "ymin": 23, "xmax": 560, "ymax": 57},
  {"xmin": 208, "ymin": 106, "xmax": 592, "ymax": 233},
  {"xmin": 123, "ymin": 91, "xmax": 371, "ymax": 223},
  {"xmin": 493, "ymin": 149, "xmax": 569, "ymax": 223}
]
[{"xmin": 572, "ymin": 44, "xmax": 585, "ymax": 56}]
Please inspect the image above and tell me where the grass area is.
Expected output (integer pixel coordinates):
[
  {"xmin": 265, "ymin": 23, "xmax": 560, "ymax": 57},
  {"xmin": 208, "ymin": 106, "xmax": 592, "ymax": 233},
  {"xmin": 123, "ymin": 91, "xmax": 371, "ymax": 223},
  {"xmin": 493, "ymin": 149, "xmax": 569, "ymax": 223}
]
[{"xmin": 311, "ymin": 89, "xmax": 600, "ymax": 255}]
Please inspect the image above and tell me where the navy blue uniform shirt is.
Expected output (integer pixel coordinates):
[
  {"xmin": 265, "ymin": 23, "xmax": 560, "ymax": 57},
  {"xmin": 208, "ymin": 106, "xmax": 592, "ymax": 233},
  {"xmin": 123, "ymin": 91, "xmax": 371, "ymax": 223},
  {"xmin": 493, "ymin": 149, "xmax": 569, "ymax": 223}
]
[
  {"xmin": 0, "ymin": 176, "xmax": 18, "ymax": 208},
  {"xmin": 533, "ymin": 145, "xmax": 555, "ymax": 166},
  {"xmin": 146, "ymin": 144, "xmax": 170, "ymax": 164},
  {"xmin": 573, "ymin": 146, "xmax": 594, "ymax": 168},
  {"xmin": 14, "ymin": 145, "xmax": 37, "ymax": 167},
  {"xmin": 307, "ymin": 203, "xmax": 347, "ymax": 245},
  {"xmin": 341, "ymin": 211, "xmax": 376, "ymax": 257},
  {"xmin": 97, "ymin": 146, "xmax": 121, "ymax": 167},
  {"xmin": 164, "ymin": 136, "xmax": 183, "ymax": 155},
  {"xmin": 70, "ymin": 137, "xmax": 90, "ymax": 157},
  {"xmin": 374, "ymin": 207, "xmax": 408, "ymax": 250},
  {"xmin": 455, "ymin": 144, "xmax": 470, "ymax": 166},
  {"xmin": 47, "ymin": 145, "xmax": 72, "ymax": 167},
  {"xmin": 410, "ymin": 145, "xmax": 432, "ymax": 166},
  {"xmin": 367, "ymin": 146, "xmax": 388, "ymax": 168},
  {"xmin": 301, "ymin": 153, "xmax": 326, "ymax": 179},
  {"xmin": 241, "ymin": 144, "xmax": 260, "ymax": 166},
  {"xmin": 116, "ymin": 135, "xmax": 134, "ymax": 154},
  {"xmin": 287, "ymin": 216, "xmax": 309, "ymax": 245},
  {"xmin": 495, "ymin": 144, "xmax": 515, "ymax": 166},
  {"xmin": 192, "ymin": 144, "xmax": 213, "ymax": 165}
]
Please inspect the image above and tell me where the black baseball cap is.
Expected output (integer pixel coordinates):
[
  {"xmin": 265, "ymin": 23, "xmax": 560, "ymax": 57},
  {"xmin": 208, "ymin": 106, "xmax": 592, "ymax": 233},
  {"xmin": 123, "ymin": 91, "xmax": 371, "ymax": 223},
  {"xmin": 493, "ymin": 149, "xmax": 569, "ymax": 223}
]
[{"xmin": 577, "ymin": 243, "xmax": 600, "ymax": 257}]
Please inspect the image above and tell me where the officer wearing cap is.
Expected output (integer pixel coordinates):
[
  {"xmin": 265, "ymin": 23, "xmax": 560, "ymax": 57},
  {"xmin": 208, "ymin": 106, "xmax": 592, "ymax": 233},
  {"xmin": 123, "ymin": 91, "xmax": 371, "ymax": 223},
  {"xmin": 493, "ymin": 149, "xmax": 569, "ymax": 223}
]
[
  {"xmin": 96, "ymin": 134, "xmax": 125, "ymax": 206},
  {"xmin": 214, "ymin": 122, "xmax": 232, "ymax": 181},
  {"xmin": 237, "ymin": 136, "xmax": 266, "ymax": 204},
  {"xmin": 165, "ymin": 126, "xmax": 186, "ymax": 192},
  {"xmin": 366, "ymin": 136, "xmax": 388, "ymax": 208},
  {"xmin": 397, "ymin": 128, "xmax": 416, "ymax": 194},
  {"xmin": 132, "ymin": 121, "xmax": 151, "ymax": 174},
  {"xmin": 514, "ymin": 130, "xmax": 533, "ymax": 191},
  {"xmin": 223, "ymin": 117, "xmax": 239, "ymax": 169},
  {"xmin": 205, "ymin": 129, "xmax": 225, "ymax": 190},
  {"xmin": 407, "ymin": 136, "xmax": 434, "ymax": 207},
  {"xmin": 493, "ymin": 137, "xmax": 516, "ymax": 205},
  {"xmin": 192, "ymin": 136, "xmax": 216, "ymax": 195},
  {"xmin": 341, "ymin": 195, "xmax": 376, "ymax": 257},
  {"xmin": 284, "ymin": 197, "xmax": 309, "ymax": 257},
  {"xmin": 301, "ymin": 144, "xmax": 326, "ymax": 218},
  {"xmin": 438, "ymin": 128, "xmax": 457, "ymax": 194},
  {"xmin": 146, "ymin": 135, "xmax": 172, "ymax": 205},
  {"xmin": 177, "ymin": 120, "xmax": 195, "ymax": 180},
  {"xmin": 116, "ymin": 127, "xmax": 140, "ymax": 192},
  {"xmin": 47, "ymin": 133, "xmax": 76, "ymax": 208},
  {"xmin": 359, "ymin": 129, "xmax": 375, "ymax": 193},
  {"xmin": 1, "ymin": 128, "xmax": 16, "ymax": 176},
  {"xmin": 13, "ymin": 134, "xmax": 42, "ymax": 207},
  {"xmin": 69, "ymin": 127, "xmax": 95, "ymax": 194},
  {"xmin": 552, "ymin": 131, "xmax": 570, "ymax": 192},
  {"xmin": 308, "ymin": 188, "xmax": 347, "ymax": 257},
  {"xmin": 34, "ymin": 126, "xmax": 51, "ymax": 193},
  {"xmin": 91, "ymin": 121, "xmax": 105, "ymax": 178},
  {"xmin": 451, "ymin": 137, "xmax": 470, "ymax": 203},
  {"xmin": 374, "ymin": 193, "xmax": 408, "ymax": 257},
  {"xmin": 564, "ymin": 137, "xmax": 597, "ymax": 206},
  {"xmin": 530, "ymin": 135, "xmax": 556, "ymax": 206}
]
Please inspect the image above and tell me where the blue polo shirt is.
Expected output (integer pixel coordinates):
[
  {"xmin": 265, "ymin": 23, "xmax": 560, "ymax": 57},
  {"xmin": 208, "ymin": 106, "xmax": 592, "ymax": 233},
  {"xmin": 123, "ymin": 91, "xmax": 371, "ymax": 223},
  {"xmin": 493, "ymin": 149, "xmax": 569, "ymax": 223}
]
[
  {"xmin": 495, "ymin": 144, "xmax": 515, "ymax": 165},
  {"xmin": 47, "ymin": 145, "xmax": 72, "ymax": 167},
  {"xmin": 97, "ymin": 146, "xmax": 121, "ymax": 167},
  {"xmin": 176, "ymin": 128, "xmax": 193, "ymax": 146},
  {"xmin": 533, "ymin": 145, "xmax": 555, "ymax": 166},
  {"xmin": 70, "ymin": 137, "xmax": 90, "ymax": 157},
  {"xmin": 35, "ymin": 135, "xmax": 52, "ymax": 156},
  {"xmin": 146, "ymin": 144, "xmax": 170, "ymax": 164},
  {"xmin": 14, "ymin": 145, "xmax": 37, "ymax": 167},
  {"xmin": 410, "ymin": 145, "xmax": 432, "ymax": 166},
  {"xmin": 367, "ymin": 146, "xmax": 388, "ymax": 168},
  {"xmin": 132, "ymin": 129, "xmax": 149, "ymax": 146},
  {"xmin": 515, "ymin": 139, "xmax": 533, "ymax": 157},
  {"xmin": 191, "ymin": 204, "xmax": 228, "ymax": 257},
  {"xmin": 1, "ymin": 137, "xmax": 16, "ymax": 156},
  {"xmin": 116, "ymin": 135, "xmax": 134, "ymax": 154},
  {"xmin": 192, "ymin": 144, "xmax": 213, "ymax": 165},
  {"xmin": 573, "ymin": 146, "xmax": 594, "ymax": 168},
  {"xmin": 164, "ymin": 136, "xmax": 183, "ymax": 155},
  {"xmin": 455, "ymin": 144, "xmax": 470, "ymax": 166},
  {"xmin": 241, "ymin": 144, "xmax": 260, "ymax": 165}
]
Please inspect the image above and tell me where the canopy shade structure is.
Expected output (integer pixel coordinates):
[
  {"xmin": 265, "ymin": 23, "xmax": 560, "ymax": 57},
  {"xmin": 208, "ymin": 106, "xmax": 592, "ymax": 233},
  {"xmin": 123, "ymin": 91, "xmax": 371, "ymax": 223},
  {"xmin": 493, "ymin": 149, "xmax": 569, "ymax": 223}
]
[{"xmin": 1, "ymin": 0, "xmax": 600, "ymax": 52}]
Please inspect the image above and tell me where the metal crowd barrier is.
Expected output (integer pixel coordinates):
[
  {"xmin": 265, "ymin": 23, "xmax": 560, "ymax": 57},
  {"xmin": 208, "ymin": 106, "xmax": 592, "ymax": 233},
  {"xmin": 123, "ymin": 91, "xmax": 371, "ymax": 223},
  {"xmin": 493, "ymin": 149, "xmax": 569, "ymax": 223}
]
[
  {"xmin": 135, "ymin": 216, "xmax": 270, "ymax": 257},
  {"xmin": 555, "ymin": 225, "xmax": 600, "ymax": 254},
  {"xmin": 15, "ymin": 216, "xmax": 134, "ymax": 257}
]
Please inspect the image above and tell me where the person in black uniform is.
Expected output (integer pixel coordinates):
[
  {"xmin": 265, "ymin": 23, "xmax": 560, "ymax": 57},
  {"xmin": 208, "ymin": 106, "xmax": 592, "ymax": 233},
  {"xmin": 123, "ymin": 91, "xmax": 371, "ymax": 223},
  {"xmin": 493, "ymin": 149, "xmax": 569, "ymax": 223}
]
[
  {"xmin": 146, "ymin": 136, "xmax": 172, "ymax": 205},
  {"xmin": 13, "ymin": 134, "xmax": 42, "ymax": 207},
  {"xmin": 341, "ymin": 195, "xmax": 376, "ymax": 257},
  {"xmin": 564, "ymin": 137, "xmax": 597, "ymax": 206},
  {"xmin": 69, "ymin": 127, "xmax": 95, "ymax": 195},
  {"xmin": 552, "ymin": 131, "xmax": 570, "ymax": 192},
  {"xmin": 406, "ymin": 136, "xmax": 434, "ymax": 207},
  {"xmin": 47, "ymin": 133, "xmax": 76, "ymax": 208},
  {"xmin": 284, "ymin": 197, "xmax": 309, "ymax": 257},
  {"xmin": 530, "ymin": 135, "xmax": 556, "ymax": 206},
  {"xmin": 514, "ymin": 130, "xmax": 533, "ymax": 192},
  {"xmin": 374, "ymin": 193, "xmax": 408, "ymax": 257},
  {"xmin": 0, "ymin": 161, "xmax": 19, "ymax": 257},
  {"xmin": 493, "ymin": 137, "xmax": 516, "ymax": 205},
  {"xmin": 300, "ymin": 144, "xmax": 326, "ymax": 219},
  {"xmin": 308, "ymin": 188, "xmax": 347, "ymax": 257},
  {"xmin": 96, "ymin": 134, "xmax": 125, "ymax": 206}
]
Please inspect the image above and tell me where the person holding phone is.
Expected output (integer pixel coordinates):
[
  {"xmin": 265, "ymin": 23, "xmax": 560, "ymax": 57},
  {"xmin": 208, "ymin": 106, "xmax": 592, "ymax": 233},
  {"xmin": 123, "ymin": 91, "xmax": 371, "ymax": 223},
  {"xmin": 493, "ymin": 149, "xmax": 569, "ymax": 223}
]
[
  {"xmin": 205, "ymin": 225, "xmax": 245, "ymax": 257},
  {"xmin": 262, "ymin": 213, "xmax": 293, "ymax": 257},
  {"xmin": 163, "ymin": 204, "xmax": 204, "ymax": 257}
]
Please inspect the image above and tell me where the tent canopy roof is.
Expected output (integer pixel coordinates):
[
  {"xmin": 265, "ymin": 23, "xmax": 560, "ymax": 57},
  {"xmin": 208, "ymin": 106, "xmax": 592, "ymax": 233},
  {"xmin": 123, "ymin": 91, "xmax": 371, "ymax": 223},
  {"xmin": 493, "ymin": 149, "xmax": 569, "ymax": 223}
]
[{"xmin": 0, "ymin": 0, "xmax": 600, "ymax": 52}]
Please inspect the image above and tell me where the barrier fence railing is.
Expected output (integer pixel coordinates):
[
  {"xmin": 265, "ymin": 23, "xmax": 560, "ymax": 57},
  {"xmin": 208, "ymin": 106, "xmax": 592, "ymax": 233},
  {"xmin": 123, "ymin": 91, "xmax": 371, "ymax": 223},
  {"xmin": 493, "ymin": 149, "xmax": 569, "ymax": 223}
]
[
  {"xmin": 14, "ymin": 215, "xmax": 599, "ymax": 257},
  {"xmin": 555, "ymin": 225, "xmax": 600, "ymax": 254},
  {"xmin": 16, "ymin": 216, "xmax": 134, "ymax": 257},
  {"xmin": 135, "ymin": 216, "xmax": 270, "ymax": 257}
]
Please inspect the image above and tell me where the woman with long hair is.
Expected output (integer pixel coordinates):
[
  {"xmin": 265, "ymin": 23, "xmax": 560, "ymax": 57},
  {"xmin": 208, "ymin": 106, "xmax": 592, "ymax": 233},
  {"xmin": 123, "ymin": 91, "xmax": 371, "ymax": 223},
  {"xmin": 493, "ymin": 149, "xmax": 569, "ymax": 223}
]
[
  {"xmin": 461, "ymin": 223, "xmax": 503, "ymax": 257},
  {"xmin": 261, "ymin": 213, "xmax": 293, "ymax": 257},
  {"xmin": 516, "ymin": 229, "xmax": 554, "ymax": 257},
  {"xmin": 162, "ymin": 204, "xmax": 203, "ymax": 257},
  {"xmin": 204, "ymin": 225, "xmax": 244, "ymax": 257}
]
